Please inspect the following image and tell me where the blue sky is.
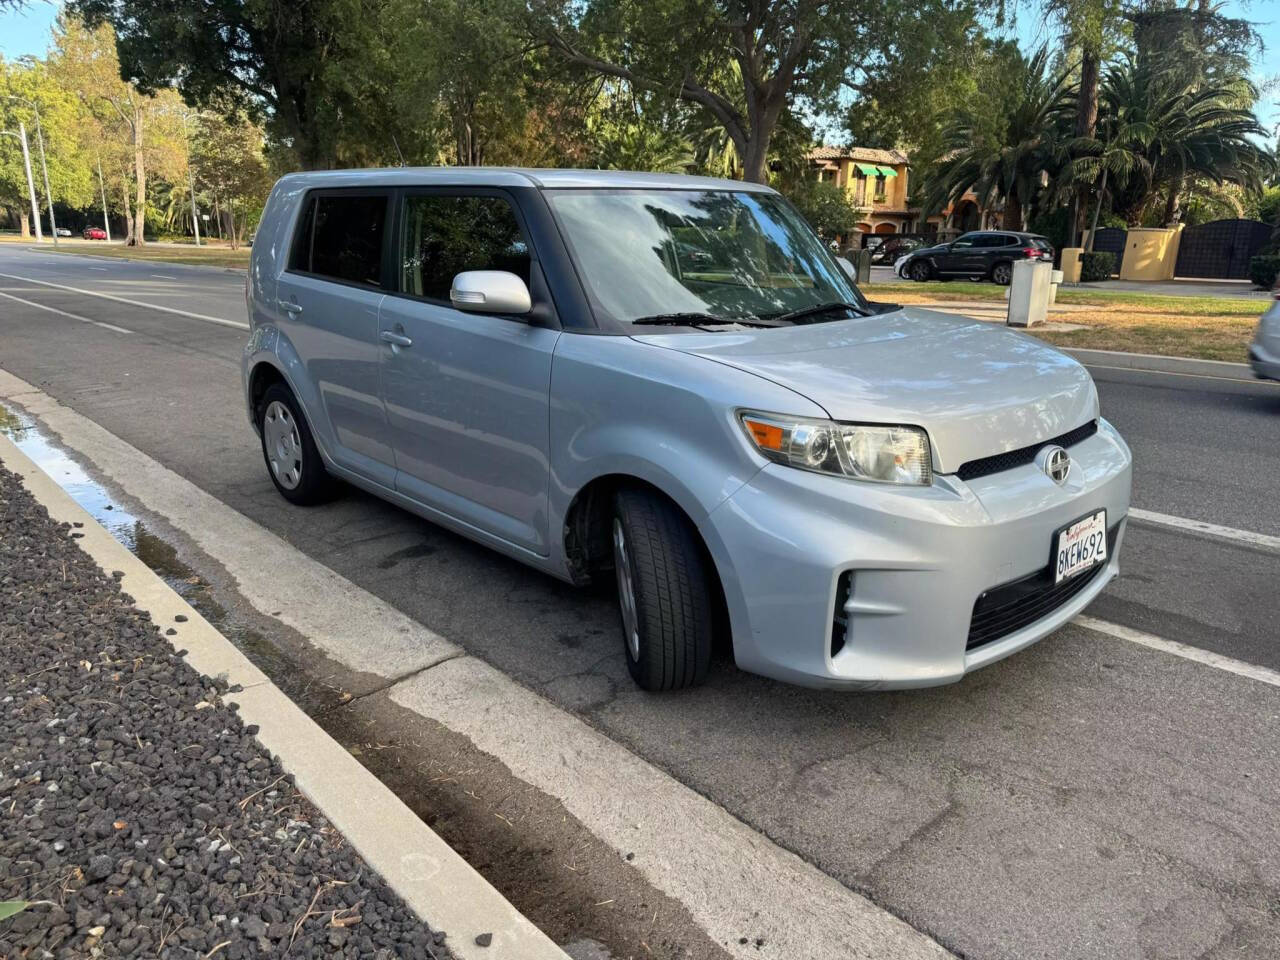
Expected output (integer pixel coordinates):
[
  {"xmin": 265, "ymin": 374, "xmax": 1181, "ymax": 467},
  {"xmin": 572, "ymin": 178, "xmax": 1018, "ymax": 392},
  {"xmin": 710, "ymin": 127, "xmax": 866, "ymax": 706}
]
[{"xmin": 2, "ymin": 0, "xmax": 1276, "ymax": 135}]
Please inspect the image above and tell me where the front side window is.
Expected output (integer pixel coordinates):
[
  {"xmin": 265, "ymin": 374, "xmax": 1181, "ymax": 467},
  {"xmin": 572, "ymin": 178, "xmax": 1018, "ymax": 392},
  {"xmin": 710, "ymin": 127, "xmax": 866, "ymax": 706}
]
[
  {"xmin": 545, "ymin": 189, "xmax": 868, "ymax": 329},
  {"xmin": 291, "ymin": 193, "xmax": 387, "ymax": 286},
  {"xmin": 399, "ymin": 194, "xmax": 531, "ymax": 301}
]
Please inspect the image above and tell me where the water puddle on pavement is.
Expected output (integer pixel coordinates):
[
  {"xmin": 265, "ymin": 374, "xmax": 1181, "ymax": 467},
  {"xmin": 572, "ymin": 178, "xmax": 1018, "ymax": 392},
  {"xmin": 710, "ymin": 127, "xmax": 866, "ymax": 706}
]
[{"xmin": 0, "ymin": 401, "xmax": 303, "ymax": 698}]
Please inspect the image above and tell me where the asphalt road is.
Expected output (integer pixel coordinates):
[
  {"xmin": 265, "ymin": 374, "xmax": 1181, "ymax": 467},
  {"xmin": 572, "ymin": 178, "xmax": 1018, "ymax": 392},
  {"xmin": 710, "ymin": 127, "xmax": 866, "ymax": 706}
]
[{"xmin": 3, "ymin": 244, "xmax": 1279, "ymax": 959}]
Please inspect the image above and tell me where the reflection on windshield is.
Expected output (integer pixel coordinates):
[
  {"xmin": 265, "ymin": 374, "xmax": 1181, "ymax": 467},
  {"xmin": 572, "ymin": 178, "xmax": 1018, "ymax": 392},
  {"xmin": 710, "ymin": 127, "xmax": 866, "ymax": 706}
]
[{"xmin": 546, "ymin": 189, "xmax": 867, "ymax": 327}]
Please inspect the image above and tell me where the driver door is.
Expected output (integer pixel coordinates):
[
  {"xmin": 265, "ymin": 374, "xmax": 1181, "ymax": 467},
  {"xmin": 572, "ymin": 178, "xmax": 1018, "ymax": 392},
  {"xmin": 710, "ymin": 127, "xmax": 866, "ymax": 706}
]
[{"xmin": 378, "ymin": 189, "xmax": 560, "ymax": 555}]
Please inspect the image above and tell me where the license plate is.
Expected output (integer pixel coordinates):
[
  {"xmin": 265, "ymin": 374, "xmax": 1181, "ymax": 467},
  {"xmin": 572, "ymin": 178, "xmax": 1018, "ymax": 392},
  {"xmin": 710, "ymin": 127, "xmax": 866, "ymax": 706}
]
[{"xmin": 1053, "ymin": 510, "xmax": 1107, "ymax": 584}]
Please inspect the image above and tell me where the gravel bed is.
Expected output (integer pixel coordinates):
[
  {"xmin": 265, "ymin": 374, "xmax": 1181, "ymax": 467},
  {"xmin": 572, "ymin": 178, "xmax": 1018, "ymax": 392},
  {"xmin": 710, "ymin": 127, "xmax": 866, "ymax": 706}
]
[{"xmin": 0, "ymin": 462, "xmax": 456, "ymax": 959}]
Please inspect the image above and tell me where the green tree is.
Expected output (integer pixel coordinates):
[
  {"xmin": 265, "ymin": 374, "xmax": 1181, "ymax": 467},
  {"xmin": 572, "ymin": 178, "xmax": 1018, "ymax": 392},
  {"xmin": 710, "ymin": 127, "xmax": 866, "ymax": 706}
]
[
  {"xmin": 1, "ymin": 56, "xmax": 96, "ymax": 236},
  {"xmin": 784, "ymin": 179, "xmax": 865, "ymax": 241},
  {"xmin": 191, "ymin": 112, "xmax": 271, "ymax": 247},
  {"xmin": 1095, "ymin": 56, "xmax": 1273, "ymax": 226},
  {"xmin": 69, "ymin": 0, "xmax": 399, "ymax": 169},
  {"xmin": 922, "ymin": 47, "xmax": 1075, "ymax": 231},
  {"xmin": 49, "ymin": 17, "xmax": 183, "ymax": 244},
  {"xmin": 536, "ymin": 0, "xmax": 901, "ymax": 184}
]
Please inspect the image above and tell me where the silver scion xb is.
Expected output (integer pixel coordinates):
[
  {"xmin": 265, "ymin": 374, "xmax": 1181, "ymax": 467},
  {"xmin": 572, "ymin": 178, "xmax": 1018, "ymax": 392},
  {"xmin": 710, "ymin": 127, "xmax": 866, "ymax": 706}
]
[{"xmin": 242, "ymin": 168, "xmax": 1131, "ymax": 692}]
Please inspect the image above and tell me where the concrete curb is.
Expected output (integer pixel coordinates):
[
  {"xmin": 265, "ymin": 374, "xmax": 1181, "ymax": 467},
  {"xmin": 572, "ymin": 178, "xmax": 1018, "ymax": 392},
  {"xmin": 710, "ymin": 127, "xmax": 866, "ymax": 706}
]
[
  {"xmin": 0, "ymin": 431, "xmax": 569, "ymax": 960},
  {"xmin": 1063, "ymin": 347, "xmax": 1265, "ymax": 382}
]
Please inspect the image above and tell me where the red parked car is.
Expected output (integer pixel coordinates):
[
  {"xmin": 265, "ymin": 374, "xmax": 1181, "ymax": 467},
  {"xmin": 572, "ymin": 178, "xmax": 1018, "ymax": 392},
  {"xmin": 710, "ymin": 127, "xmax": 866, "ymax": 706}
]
[{"xmin": 83, "ymin": 226, "xmax": 107, "ymax": 240}]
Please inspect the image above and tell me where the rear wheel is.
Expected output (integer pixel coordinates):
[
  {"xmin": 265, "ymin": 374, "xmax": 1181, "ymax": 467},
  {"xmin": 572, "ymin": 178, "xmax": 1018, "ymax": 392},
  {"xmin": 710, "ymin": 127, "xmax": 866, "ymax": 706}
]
[
  {"xmin": 908, "ymin": 259, "xmax": 933, "ymax": 282},
  {"xmin": 258, "ymin": 382, "xmax": 334, "ymax": 505},
  {"xmin": 612, "ymin": 488, "xmax": 713, "ymax": 691},
  {"xmin": 991, "ymin": 261, "xmax": 1013, "ymax": 285}
]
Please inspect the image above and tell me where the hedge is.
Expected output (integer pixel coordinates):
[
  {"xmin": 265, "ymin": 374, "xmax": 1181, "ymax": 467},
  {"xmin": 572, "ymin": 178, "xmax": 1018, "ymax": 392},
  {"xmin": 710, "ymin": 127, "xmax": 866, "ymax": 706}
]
[
  {"xmin": 1249, "ymin": 254, "xmax": 1279, "ymax": 291},
  {"xmin": 1079, "ymin": 250, "xmax": 1116, "ymax": 282}
]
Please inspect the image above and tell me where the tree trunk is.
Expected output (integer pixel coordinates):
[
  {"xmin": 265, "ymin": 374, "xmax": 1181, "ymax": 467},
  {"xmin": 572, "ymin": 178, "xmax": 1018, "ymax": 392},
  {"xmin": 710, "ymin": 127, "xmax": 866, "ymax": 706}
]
[
  {"xmin": 1086, "ymin": 168, "xmax": 1109, "ymax": 252},
  {"xmin": 227, "ymin": 199, "xmax": 238, "ymax": 251},
  {"xmin": 1003, "ymin": 182, "xmax": 1024, "ymax": 232},
  {"xmin": 1162, "ymin": 180, "xmax": 1182, "ymax": 226},
  {"xmin": 121, "ymin": 177, "xmax": 134, "ymax": 243},
  {"xmin": 18, "ymin": 209, "xmax": 30, "ymax": 239},
  {"xmin": 1074, "ymin": 49, "xmax": 1100, "ymax": 248},
  {"xmin": 131, "ymin": 115, "xmax": 147, "ymax": 247}
]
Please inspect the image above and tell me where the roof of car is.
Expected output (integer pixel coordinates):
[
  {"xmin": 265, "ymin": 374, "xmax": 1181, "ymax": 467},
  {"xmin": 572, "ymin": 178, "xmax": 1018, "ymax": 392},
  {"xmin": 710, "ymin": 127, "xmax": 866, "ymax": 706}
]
[{"xmin": 274, "ymin": 166, "xmax": 776, "ymax": 193}]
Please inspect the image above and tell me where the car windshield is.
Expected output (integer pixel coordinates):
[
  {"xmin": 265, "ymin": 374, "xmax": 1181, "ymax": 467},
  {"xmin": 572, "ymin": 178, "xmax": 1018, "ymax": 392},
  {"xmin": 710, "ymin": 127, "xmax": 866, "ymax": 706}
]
[{"xmin": 545, "ymin": 189, "xmax": 869, "ymax": 328}]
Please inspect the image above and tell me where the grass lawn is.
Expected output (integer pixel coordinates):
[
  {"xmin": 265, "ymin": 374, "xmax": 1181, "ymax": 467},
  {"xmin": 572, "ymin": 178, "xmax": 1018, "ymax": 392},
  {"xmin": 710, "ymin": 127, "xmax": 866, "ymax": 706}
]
[
  {"xmin": 34, "ymin": 241, "xmax": 250, "ymax": 270},
  {"xmin": 872, "ymin": 281, "xmax": 1266, "ymax": 362}
]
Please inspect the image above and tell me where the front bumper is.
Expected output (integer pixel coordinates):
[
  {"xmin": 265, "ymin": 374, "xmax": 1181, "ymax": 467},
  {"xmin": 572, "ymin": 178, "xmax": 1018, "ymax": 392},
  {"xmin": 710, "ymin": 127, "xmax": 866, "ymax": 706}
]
[{"xmin": 702, "ymin": 419, "xmax": 1132, "ymax": 689}]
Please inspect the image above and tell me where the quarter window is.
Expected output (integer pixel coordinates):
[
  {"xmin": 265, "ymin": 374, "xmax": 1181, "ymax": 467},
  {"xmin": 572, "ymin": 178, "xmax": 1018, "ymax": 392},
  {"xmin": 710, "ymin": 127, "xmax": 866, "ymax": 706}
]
[
  {"xmin": 290, "ymin": 193, "xmax": 388, "ymax": 286},
  {"xmin": 399, "ymin": 194, "xmax": 531, "ymax": 301}
]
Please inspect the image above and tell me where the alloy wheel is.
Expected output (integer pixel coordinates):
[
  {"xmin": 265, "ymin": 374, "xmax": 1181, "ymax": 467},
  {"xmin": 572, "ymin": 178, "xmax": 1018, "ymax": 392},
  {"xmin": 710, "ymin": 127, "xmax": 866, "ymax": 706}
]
[{"xmin": 993, "ymin": 263, "xmax": 1012, "ymax": 285}]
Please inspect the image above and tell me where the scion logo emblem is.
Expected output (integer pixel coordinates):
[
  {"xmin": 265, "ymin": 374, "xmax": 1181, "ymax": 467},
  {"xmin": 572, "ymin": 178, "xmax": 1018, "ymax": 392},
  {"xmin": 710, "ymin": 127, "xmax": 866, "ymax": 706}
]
[{"xmin": 1037, "ymin": 445, "xmax": 1071, "ymax": 485}]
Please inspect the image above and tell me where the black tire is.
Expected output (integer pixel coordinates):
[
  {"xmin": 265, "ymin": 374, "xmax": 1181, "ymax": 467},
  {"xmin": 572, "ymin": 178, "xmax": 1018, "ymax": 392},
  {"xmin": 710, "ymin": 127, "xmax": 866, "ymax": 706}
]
[
  {"xmin": 908, "ymin": 259, "xmax": 933, "ymax": 282},
  {"xmin": 612, "ymin": 487, "xmax": 713, "ymax": 691},
  {"xmin": 991, "ymin": 261, "xmax": 1013, "ymax": 285},
  {"xmin": 257, "ymin": 382, "xmax": 335, "ymax": 505}
]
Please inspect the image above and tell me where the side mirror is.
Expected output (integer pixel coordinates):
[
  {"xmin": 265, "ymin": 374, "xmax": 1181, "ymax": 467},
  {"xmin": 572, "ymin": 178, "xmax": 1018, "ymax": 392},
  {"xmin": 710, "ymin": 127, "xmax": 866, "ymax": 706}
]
[{"xmin": 449, "ymin": 270, "xmax": 532, "ymax": 315}]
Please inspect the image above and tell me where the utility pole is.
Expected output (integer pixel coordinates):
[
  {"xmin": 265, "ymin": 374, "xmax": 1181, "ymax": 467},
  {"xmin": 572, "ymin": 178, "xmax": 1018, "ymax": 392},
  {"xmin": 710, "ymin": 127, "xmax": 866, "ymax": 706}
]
[
  {"xmin": 181, "ymin": 113, "xmax": 201, "ymax": 246},
  {"xmin": 16, "ymin": 123, "xmax": 43, "ymax": 242},
  {"xmin": 7, "ymin": 96, "xmax": 57, "ymax": 247},
  {"xmin": 97, "ymin": 155, "xmax": 112, "ymax": 242}
]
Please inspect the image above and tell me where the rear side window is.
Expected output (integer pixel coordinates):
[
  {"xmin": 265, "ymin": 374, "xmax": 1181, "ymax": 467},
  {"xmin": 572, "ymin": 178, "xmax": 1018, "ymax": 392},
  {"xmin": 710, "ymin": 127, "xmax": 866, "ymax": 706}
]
[
  {"xmin": 289, "ymin": 193, "xmax": 387, "ymax": 286},
  {"xmin": 398, "ymin": 194, "xmax": 531, "ymax": 301}
]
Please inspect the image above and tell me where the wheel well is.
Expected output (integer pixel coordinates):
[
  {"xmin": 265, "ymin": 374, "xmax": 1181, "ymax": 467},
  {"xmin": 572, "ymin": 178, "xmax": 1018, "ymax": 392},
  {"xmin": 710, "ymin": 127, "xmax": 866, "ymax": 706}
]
[
  {"xmin": 563, "ymin": 475, "xmax": 732, "ymax": 656},
  {"xmin": 248, "ymin": 363, "xmax": 288, "ymax": 421}
]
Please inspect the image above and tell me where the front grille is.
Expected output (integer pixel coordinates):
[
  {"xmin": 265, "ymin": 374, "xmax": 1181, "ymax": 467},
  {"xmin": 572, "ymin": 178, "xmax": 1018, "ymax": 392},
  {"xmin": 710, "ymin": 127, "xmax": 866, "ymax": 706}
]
[
  {"xmin": 966, "ymin": 524, "xmax": 1119, "ymax": 651},
  {"xmin": 956, "ymin": 420, "xmax": 1099, "ymax": 482}
]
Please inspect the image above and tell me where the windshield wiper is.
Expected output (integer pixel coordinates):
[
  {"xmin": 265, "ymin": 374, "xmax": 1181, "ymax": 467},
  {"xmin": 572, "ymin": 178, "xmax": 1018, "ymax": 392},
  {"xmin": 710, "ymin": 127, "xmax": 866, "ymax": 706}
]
[
  {"xmin": 765, "ymin": 301, "xmax": 869, "ymax": 325},
  {"xmin": 631, "ymin": 312, "xmax": 782, "ymax": 328}
]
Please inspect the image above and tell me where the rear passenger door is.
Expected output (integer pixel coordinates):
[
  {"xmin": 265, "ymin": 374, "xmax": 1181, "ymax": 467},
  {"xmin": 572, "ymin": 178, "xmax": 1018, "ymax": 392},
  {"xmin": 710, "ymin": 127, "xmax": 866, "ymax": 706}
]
[
  {"xmin": 276, "ymin": 190, "xmax": 397, "ymax": 487},
  {"xmin": 378, "ymin": 189, "xmax": 560, "ymax": 556}
]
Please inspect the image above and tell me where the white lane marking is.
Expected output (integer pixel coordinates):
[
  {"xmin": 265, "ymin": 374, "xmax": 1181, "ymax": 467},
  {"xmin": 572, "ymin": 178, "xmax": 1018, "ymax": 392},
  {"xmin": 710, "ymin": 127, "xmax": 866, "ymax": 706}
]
[
  {"xmin": 1076, "ymin": 615, "xmax": 1280, "ymax": 689},
  {"xmin": 1085, "ymin": 363, "xmax": 1276, "ymax": 387},
  {"xmin": 89, "ymin": 266, "xmax": 107, "ymax": 271},
  {"xmin": 0, "ymin": 289, "xmax": 132, "ymax": 335},
  {"xmin": 0, "ymin": 272, "xmax": 248, "ymax": 330},
  {"xmin": 151, "ymin": 274, "xmax": 177, "ymax": 280},
  {"xmin": 1129, "ymin": 507, "xmax": 1280, "ymax": 552}
]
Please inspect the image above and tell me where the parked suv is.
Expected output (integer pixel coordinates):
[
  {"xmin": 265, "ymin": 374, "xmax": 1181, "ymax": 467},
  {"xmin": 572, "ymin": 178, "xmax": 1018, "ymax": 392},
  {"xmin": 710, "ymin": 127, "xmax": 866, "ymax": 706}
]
[
  {"xmin": 243, "ymin": 169, "xmax": 1130, "ymax": 692},
  {"xmin": 900, "ymin": 230, "xmax": 1054, "ymax": 284}
]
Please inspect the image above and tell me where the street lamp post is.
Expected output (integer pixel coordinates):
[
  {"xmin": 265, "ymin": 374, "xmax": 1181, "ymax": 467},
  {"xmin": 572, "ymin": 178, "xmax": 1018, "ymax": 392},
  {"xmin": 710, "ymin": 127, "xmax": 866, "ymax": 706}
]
[
  {"xmin": 1, "ymin": 123, "xmax": 43, "ymax": 242},
  {"xmin": 6, "ymin": 96, "xmax": 58, "ymax": 247}
]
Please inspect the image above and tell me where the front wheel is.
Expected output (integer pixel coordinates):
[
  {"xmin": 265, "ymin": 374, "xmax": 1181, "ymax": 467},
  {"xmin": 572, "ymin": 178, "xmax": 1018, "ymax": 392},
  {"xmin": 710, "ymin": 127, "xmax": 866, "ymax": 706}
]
[
  {"xmin": 991, "ymin": 262, "xmax": 1013, "ymax": 285},
  {"xmin": 908, "ymin": 260, "xmax": 933, "ymax": 282},
  {"xmin": 612, "ymin": 488, "xmax": 713, "ymax": 691}
]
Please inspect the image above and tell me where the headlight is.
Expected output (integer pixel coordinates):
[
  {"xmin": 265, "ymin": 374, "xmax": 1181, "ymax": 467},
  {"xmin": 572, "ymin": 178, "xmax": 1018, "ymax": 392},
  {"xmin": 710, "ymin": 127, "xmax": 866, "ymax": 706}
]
[{"xmin": 740, "ymin": 412, "xmax": 932, "ymax": 485}]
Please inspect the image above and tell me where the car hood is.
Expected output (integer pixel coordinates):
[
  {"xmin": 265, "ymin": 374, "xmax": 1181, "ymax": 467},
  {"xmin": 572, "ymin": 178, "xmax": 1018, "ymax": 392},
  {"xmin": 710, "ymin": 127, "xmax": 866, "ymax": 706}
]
[
  {"xmin": 633, "ymin": 308, "xmax": 1098, "ymax": 474},
  {"xmin": 912, "ymin": 243, "xmax": 949, "ymax": 257}
]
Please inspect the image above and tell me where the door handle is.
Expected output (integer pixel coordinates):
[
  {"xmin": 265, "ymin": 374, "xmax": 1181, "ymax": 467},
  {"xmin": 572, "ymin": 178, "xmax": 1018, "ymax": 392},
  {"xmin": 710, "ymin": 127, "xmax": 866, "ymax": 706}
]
[
  {"xmin": 380, "ymin": 330, "xmax": 413, "ymax": 348},
  {"xmin": 281, "ymin": 301, "xmax": 303, "ymax": 315}
]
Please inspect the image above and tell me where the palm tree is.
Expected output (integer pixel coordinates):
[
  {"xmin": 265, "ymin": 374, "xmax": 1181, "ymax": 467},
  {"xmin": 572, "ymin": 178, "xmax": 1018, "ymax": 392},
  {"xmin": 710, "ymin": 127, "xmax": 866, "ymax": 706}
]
[
  {"xmin": 921, "ymin": 47, "xmax": 1076, "ymax": 232},
  {"xmin": 1094, "ymin": 56, "xmax": 1274, "ymax": 226}
]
